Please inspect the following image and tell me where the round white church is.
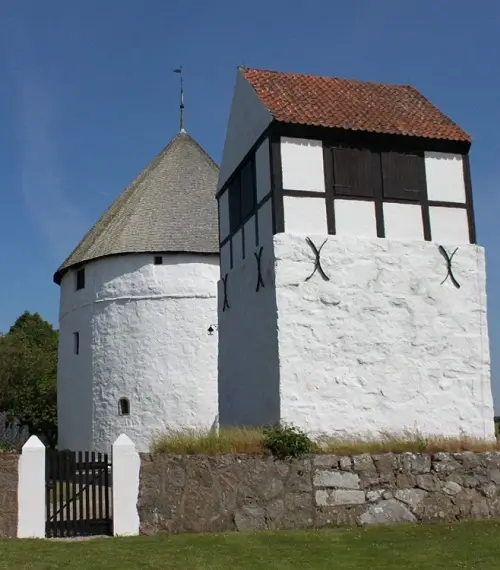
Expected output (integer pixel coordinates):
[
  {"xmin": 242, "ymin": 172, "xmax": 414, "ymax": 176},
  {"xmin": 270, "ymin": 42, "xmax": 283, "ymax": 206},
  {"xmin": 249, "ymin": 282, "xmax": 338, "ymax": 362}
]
[{"xmin": 54, "ymin": 129, "xmax": 220, "ymax": 453}]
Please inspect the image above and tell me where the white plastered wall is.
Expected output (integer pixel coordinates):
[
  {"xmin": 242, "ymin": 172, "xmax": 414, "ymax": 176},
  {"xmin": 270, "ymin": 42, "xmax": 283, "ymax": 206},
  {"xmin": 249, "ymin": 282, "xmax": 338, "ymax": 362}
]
[
  {"xmin": 58, "ymin": 253, "xmax": 219, "ymax": 453},
  {"xmin": 273, "ymin": 234, "xmax": 494, "ymax": 440},
  {"xmin": 217, "ymin": 216, "xmax": 279, "ymax": 428},
  {"xmin": 218, "ymin": 70, "xmax": 272, "ymax": 191},
  {"xmin": 58, "ymin": 271, "xmax": 94, "ymax": 451}
]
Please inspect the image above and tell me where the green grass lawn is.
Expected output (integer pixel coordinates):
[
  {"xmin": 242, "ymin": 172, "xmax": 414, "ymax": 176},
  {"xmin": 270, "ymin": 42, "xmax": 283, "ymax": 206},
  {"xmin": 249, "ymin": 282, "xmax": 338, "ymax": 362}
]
[{"xmin": 2, "ymin": 521, "xmax": 500, "ymax": 569}]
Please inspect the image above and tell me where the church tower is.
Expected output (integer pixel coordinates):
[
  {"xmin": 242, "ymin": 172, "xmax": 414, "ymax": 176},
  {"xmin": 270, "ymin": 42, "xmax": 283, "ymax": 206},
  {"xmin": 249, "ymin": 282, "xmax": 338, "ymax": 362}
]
[
  {"xmin": 54, "ymin": 122, "xmax": 219, "ymax": 452},
  {"xmin": 217, "ymin": 67, "xmax": 494, "ymax": 439}
]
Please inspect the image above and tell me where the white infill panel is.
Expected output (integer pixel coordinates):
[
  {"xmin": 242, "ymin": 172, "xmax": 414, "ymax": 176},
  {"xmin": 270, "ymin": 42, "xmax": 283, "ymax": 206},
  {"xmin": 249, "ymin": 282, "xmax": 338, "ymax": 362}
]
[
  {"xmin": 425, "ymin": 152, "xmax": 466, "ymax": 203},
  {"xmin": 281, "ymin": 137, "xmax": 325, "ymax": 192},
  {"xmin": 383, "ymin": 203, "xmax": 424, "ymax": 241},
  {"xmin": 429, "ymin": 207, "xmax": 470, "ymax": 244},
  {"xmin": 255, "ymin": 137, "xmax": 271, "ymax": 202},
  {"xmin": 334, "ymin": 199, "xmax": 377, "ymax": 239},
  {"xmin": 258, "ymin": 199, "xmax": 274, "ymax": 246},
  {"xmin": 232, "ymin": 229, "xmax": 244, "ymax": 269},
  {"xmin": 244, "ymin": 216, "xmax": 257, "ymax": 255},
  {"xmin": 284, "ymin": 196, "xmax": 327, "ymax": 234},
  {"xmin": 220, "ymin": 241, "xmax": 231, "ymax": 275},
  {"xmin": 219, "ymin": 191, "xmax": 230, "ymax": 241}
]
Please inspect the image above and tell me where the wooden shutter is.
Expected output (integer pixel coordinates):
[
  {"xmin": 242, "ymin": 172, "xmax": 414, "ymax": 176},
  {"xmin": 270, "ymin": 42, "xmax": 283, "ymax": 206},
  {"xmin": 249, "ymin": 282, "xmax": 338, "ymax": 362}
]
[
  {"xmin": 381, "ymin": 151, "xmax": 425, "ymax": 200},
  {"xmin": 228, "ymin": 177, "xmax": 241, "ymax": 233},
  {"xmin": 332, "ymin": 147, "xmax": 381, "ymax": 198},
  {"xmin": 240, "ymin": 158, "xmax": 256, "ymax": 220}
]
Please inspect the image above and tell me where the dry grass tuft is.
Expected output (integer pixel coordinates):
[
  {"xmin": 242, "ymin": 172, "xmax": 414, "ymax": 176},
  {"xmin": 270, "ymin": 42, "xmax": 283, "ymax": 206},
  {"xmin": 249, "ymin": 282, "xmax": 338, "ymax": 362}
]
[
  {"xmin": 150, "ymin": 427, "xmax": 500, "ymax": 456},
  {"xmin": 319, "ymin": 430, "xmax": 500, "ymax": 455},
  {"xmin": 151, "ymin": 427, "xmax": 264, "ymax": 455}
]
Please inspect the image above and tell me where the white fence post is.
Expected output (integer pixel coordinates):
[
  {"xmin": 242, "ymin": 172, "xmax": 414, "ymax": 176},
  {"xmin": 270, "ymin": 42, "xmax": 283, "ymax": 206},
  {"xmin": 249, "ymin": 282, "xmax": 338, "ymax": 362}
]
[
  {"xmin": 17, "ymin": 436, "xmax": 45, "ymax": 538},
  {"xmin": 112, "ymin": 434, "xmax": 140, "ymax": 536}
]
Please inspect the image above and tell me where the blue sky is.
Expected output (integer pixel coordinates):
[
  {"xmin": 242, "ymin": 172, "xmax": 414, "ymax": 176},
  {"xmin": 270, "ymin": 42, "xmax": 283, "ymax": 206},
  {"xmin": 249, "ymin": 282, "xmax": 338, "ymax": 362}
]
[{"xmin": 1, "ymin": 1, "xmax": 499, "ymax": 407}]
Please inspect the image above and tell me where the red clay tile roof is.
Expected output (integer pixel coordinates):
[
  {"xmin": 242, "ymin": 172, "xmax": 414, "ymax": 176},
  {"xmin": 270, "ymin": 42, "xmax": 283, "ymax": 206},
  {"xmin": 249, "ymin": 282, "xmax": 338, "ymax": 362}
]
[{"xmin": 241, "ymin": 67, "xmax": 471, "ymax": 143}]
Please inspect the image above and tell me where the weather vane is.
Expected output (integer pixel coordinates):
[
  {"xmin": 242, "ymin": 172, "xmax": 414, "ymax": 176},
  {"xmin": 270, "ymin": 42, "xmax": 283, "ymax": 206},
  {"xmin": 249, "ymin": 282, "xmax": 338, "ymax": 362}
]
[{"xmin": 173, "ymin": 66, "xmax": 185, "ymax": 132}]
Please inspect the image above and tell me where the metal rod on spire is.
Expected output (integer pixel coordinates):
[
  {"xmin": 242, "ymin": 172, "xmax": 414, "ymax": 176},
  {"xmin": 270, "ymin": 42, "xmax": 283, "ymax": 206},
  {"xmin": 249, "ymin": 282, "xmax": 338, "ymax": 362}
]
[{"xmin": 173, "ymin": 66, "xmax": 185, "ymax": 132}]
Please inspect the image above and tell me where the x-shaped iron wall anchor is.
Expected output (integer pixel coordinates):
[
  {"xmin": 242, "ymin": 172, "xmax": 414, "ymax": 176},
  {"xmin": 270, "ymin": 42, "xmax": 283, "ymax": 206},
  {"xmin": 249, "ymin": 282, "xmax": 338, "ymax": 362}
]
[
  {"xmin": 305, "ymin": 237, "xmax": 330, "ymax": 281},
  {"xmin": 254, "ymin": 246, "xmax": 265, "ymax": 292},
  {"xmin": 438, "ymin": 245, "xmax": 460, "ymax": 289},
  {"xmin": 222, "ymin": 274, "xmax": 230, "ymax": 311}
]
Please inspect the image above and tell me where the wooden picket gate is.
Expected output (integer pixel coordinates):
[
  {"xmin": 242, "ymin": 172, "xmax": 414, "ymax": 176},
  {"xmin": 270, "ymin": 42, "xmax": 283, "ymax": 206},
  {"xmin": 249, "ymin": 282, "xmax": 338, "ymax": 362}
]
[{"xmin": 45, "ymin": 450, "xmax": 112, "ymax": 538}]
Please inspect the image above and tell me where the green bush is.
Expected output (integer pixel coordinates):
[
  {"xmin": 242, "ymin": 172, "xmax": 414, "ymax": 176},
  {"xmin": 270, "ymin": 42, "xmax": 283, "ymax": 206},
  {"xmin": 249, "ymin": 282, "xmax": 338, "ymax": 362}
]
[{"xmin": 262, "ymin": 424, "xmax": 315, "ymax": 460}]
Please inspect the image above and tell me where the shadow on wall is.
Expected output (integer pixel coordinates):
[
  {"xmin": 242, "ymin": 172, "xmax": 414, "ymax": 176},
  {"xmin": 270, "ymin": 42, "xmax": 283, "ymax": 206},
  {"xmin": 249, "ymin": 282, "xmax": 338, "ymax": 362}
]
[{"xmin": 210, "ymin": 415, "xmax": 219, "ymax": 433}]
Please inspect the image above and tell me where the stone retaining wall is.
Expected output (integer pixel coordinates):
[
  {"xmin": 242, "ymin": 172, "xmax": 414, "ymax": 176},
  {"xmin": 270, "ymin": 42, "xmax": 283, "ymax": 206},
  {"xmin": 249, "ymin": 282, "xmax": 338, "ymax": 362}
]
[
  {"xmin": 0, "ymin": 454, "xmax": 19, "ymax": 537},
  {"xmin": 138, "ymin": 451, "xmax": 500, "ymax": 534}
]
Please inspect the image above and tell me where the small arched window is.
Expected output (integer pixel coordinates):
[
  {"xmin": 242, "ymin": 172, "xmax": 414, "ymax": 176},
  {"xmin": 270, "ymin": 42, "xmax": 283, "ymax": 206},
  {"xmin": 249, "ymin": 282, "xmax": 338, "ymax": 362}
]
[{"xmin": 118, "ymin": 398, "xmax": 130, "ymax": 416}]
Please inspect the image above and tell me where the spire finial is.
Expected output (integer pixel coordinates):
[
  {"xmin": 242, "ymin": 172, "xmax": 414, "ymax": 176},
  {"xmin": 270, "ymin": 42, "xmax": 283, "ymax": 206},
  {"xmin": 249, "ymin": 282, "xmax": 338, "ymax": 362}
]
[{"xmin": 173, "ymin": 67, "xmax": 185, "ymax": 132}]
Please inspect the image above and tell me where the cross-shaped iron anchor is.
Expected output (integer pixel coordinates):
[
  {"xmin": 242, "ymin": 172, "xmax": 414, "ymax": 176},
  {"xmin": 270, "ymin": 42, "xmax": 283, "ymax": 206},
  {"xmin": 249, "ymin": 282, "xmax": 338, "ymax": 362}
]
[
  {"xmin": 305, "ymin": 237, "xmax": 330, "ymax": 281},
  {"xmin": 438, "ymin": 245, "xmax": 460, "ymax": 289},
  {"xmin": 222, "ymin": 274, "xmax": 230, "ymax": 311},
  {"xmin": 254, "ymin": 246, "xmax": 265, "ymax": 292}
]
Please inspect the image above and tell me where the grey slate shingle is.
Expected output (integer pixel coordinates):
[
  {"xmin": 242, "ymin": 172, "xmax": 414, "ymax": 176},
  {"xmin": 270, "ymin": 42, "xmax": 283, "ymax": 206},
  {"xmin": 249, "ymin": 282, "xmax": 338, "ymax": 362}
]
[{"xmin": 54, "ymin": 131, "xmax": 219, "ymax": 284}]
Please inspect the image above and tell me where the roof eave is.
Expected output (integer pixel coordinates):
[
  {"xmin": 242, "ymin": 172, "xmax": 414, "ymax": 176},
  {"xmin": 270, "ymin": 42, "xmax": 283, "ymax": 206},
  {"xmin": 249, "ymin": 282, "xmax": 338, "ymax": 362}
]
[{"xmin": 272, "ymin": 120, "xmax": 472, "ymax": 151}]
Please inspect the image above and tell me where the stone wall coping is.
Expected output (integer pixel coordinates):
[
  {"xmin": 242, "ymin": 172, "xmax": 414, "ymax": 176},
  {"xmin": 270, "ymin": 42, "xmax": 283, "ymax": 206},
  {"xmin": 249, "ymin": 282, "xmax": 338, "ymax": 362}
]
[{"xmin": 139, "ymin": 451, "xmax": 500, "ymax": 460}]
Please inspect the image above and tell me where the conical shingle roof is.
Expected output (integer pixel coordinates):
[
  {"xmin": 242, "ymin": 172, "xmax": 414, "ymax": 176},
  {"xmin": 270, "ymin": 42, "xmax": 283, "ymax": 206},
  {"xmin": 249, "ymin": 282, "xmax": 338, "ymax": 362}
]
[{"xmin": 54, "ymin": 131, "xmax": 219, "ymax": 284}]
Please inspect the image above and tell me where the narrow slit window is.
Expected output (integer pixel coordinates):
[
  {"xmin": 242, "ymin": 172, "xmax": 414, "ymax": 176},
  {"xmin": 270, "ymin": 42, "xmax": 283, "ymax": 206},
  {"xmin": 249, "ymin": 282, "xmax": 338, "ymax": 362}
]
[
  {"xmin": 154, "ymin": 256, "xmax": 163, "ymax": 265},
  {"xmin": 76, "ymin": 268, "xmax": 85, "ymax": 290},
  {"xmin": 73, "ymin": 332, "xmax": 80, "ymax": 355},
  {"xmin": 118, "ymin": 398, "xmax": 130, "ymax": 416}
]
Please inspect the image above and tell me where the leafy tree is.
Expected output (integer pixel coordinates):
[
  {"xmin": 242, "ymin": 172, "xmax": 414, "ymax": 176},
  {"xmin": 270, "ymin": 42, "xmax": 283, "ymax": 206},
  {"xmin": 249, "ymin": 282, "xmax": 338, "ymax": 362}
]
[{"xmin": 0, "ymin": 311, "xmax": 58, "ymax": 447}]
